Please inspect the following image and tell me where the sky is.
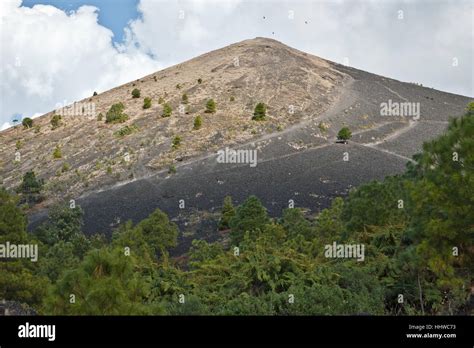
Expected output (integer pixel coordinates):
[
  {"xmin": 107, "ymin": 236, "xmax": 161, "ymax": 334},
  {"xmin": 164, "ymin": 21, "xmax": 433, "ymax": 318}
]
[{"xmin": 1, "ymin": 0, "xmax": 473, "ymax": 130}]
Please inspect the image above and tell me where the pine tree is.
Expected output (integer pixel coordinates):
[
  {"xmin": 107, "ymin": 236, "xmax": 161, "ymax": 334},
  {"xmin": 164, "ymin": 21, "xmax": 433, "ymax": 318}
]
[
  {"xmin": 252, "ymin": 103, "xmax": 266, "ymax": 121},
  {"xmin": 132, "ymin": 88, "xmax": 141, "ymax": 98},
  {"xmin": 22, "ymin": 117, "xmax": 33, "ymax": 129},
  {"xmin": 193, "ymin": 115, "xmax": 202, "ymax": 130},
  {"xmin": 53, "ymin": 146, "xmax": 62, "ymax": 159},
  {"xmin": 229, "ymin": 195, "xmax": 269, "ymax": 245},
  {"xmin": 219, "ymin": 196, "xmax": 235, "ymax": 230},
  {"xmin": 143, "ymin": 97, "xmax": 152, "ymax": 109},
  {"xmin": 337, "ymin": 127, "xmax": 352, "ymax": 141},
  {"xmin": 162, "ymin": 103, "xmax": 172, "ymax": 117},
  {"xmin": 205, "ymin": 99, "xmax": 216, "ymax": 113}
]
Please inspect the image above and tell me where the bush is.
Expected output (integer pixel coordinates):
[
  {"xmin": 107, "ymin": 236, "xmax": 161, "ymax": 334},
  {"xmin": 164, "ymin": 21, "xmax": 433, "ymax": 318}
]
[
  {"xmin": 193, "ymin": 115, "xmax": 202, "ymax": 130},
  {"xmin": 143, "ymin": 97, "xmax": 152, "ymax": 109},
  {"xmin": 172, "ymin": 135, "xmax": 181, "ymax": 149},
  {"xmin": 51, "ymin": 115, "xmax": 62, "ymax": 129},
  {"xmin": 162, "ymin": 103, "xmax": 172, "ymax": 118},
  {"xmin": 53, "ymin": 146, "xmax": 62, "ymax": 159},
  {"xmin": 176, "ymin": 84, "xmax": 181, "ymax": 89},
  {"xmin": 132, "ymin": 88, "xmax": 141, "ymax": 98},
  {"xmin": 229, "ymin": 195, "xmax": 269, "ymax": 245},
  {"xmin": 97, "ymin": 113, "xmax": 103, "ymax": 121},
  {"xmin": 182, "ymin": 94, "xmax": 188, "ymax": 104},
  {"xmin": 168, "ymin": 164, "xmax": 176, "ymax": 174},
  {"xmin": 93, "ymin": 91, "xmax": 98, "ymax": 96},
  {"xmin": 22, "ymin": 117, "xmax": 33, "ymax": 129},
  {"xmin": 105, "ymin": 102, "xmax": 128, "ymax": 124},
  {"xmin": 230, "ymin": 96, "xmax": 235, "ymax": 102},
  {"xmin": 205, "ymin": 99, "xmax": 216, "ymax": 113},
  {"xmin": 61, "ymin": 162, "xmax": 70, "ymax": 172},
  {"xmin": 197, "ymin": 78, "xmax": 202, "ymax": 84},
  {"xmin": 219, "ymin": 196, "xmax": 235, "ymax": 230},
  {"xmin": 252, "ymin": 103, "xmax": 266, "ymax": 121},
  {"xmin": 17, "ymin": 171, "xmax": 43, "ymax": 196},
  {"xmin": 114, "ymin": 124, "xmax": 138, "ymax": 137},
  {"xmin": 337, "ymin": 127, "xmax": 352, "ymax": 141},
  {"xmin": 158, "ymin": 96, "xmax": 165, "ymax": 104}
]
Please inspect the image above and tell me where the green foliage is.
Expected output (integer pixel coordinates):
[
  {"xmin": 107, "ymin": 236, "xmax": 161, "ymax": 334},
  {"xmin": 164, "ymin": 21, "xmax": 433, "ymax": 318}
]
[
  {"xmin": 61, "ymin": 162, "xmax": 70, "ymax": 172},
  {"xmin": 168, "ymin": 164, "xmax": 176, "ymax": 174},
  {"xmin": 135, "ymin": 208, "xmax": 179, "ymax": 255},
  {"xmin": 466, "ymin": 101, "xmax": 474, "ymax": 115},
  {"xmin": 114, "ymin": 124, "xmax": 138, "ymax": 137},
  {"xmin": 17, "ymin": 171, "xmax": 44, "ymax": 201},
  {"xmin": 252, "ymin": 102, "xmax": 266, "ymax": 121},
  {"xmin": 171, "ymin": 135, "xmax": 181, "ymax": 149},
  {"xmin": 131, "ymin": 88, "xmax": 140, "ymax": 98},
  {"xmin": 229, "ymin": 195, "xmax": 269, "ymax": 245},
  {"xmin": 143, "ymin": 97, "xmax": 152, "ymax": 109},
  {"xmin": 44, "ymin": 247, "xmax": 158, "ymax": 315},
  {"xmin": 105, "ymin": 102, "xmax": 129, "ymax": 124},
  {"xmin": 314, "ymin": 197, "xmax": 345, "ymax": 243},
  {"xmin": 0, "ymin": 188, "xmax": 28, "ymax": 243},
  {"xmin": 337, "ymin": 126, "xmax": 352, "ymax": 140},
  {"xmin": 230, "ymin": 96, "xmax": 235, "ymax": 102},
  {"xmin": 280, "ymin": 208, "xmax": 314, "ymax": 240},
  {"xmin": 404, "ymin": 110, "xmax": 474, "ymax": 313},
  {"xmin": 50, "ymin": 115, "xmax": 62, "ymax": 129},
  {"xmin": 218, "ymin": 196, "xmax": 235, "ymax": 230},
  {"xmin": 205, "ymin": 99, "xmax": 216, "ymax": 113},
  {"xmin": 0, "ymin": 188, "xmax": 49, "ymax": 307},
  {"xmin": 22, "ymin": 117, "xmax": 33, "ymax": 129},
  {"xmin": 97, "ymin": 113, "xmax": 103, "ymax": 121},
  {"xmin": 341, "ymin": 177, "xmax": 409, "ymax": 234},
  {"xmin": 34, "ymin": 204, "xmax": 86, "ymax": 254},
  {"xmin": 162, "ymin": 103, "xmax": 172, "ymax": 117},
  {"xmin": 53, "ymin": 145, "xmax": 62, "ymax": 159},
  {"xmin": 197, "ymin": 78, "xmax": 202, "ymax": 84},
  {"xmin": 0, "ymin": 261, "xmax": 50, "ymax": 308},
  {"xmin": 193, "ymin": 115, "xmax": 202, "ymax": 130},
  {"xmin": 38, "ymin": 241, "xmax": 79, "ymax": 283},
  {"xmin": 158, "ymin": 96, "xmax": 165, "ymax": 104}
]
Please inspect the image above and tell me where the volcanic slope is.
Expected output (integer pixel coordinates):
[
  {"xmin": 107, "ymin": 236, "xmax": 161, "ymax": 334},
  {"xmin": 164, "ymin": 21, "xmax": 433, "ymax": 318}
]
[{"xmin": 0, "ymin": 37, "xmax": 471, "ymax": 238}]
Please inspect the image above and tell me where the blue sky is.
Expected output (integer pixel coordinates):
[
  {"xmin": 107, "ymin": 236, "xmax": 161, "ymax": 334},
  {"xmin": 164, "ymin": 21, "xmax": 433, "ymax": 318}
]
[
  {"xmin": 1, "ymin": 0, "xmax": 472, "ymax": 129},
  {"xmin": 22, "ymin": 0, "xmax": 139, "ymax": 42}
]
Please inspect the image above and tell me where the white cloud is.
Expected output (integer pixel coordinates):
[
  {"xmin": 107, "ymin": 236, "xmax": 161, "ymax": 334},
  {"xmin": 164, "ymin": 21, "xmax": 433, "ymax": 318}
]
[
  {"xmin": 1, "ymin": 122, "xmax": 12, "ymax": 131},
  {"xmin": 0, "ymin": 0, "xmax": 161, "ymax": 127}
]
